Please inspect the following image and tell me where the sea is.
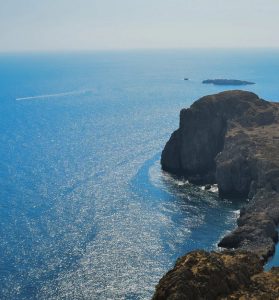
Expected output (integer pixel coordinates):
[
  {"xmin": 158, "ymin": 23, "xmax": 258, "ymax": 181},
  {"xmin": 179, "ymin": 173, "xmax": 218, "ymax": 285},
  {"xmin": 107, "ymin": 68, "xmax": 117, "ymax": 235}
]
[{"xmin": 0, "ymin": 49, "xmax": 278, "ymax": 299}]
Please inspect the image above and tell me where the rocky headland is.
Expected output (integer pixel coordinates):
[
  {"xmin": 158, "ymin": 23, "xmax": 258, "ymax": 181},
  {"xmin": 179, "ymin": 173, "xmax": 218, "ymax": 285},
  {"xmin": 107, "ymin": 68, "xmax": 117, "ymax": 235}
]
[
  {"xmin": 156, "ymin": 90, "xmax": 279, "ymax": 299},
  {"xmin": 203, "ymin": 79, "xmax": 255, "ymax": 85},
  {"xmin": 153, "ymin": 250, "xmax": 279, "ymax": 300}
]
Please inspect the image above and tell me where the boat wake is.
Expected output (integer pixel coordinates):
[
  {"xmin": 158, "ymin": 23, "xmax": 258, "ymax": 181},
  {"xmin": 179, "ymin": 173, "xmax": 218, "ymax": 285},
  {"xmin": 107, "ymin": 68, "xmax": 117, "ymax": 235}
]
[{"xmin": 16, "ymin": 89, "xmax": 94, "ymax": 101}]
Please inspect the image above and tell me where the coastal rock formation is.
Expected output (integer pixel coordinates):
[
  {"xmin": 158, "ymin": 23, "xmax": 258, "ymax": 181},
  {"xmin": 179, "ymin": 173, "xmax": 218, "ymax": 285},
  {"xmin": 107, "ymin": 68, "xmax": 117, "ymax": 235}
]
[
  {"xmin": 218, "ymin": 190, "xmax": 279, "ymax": 260},
  {"xmin": 153, "ymin": 250, "xmax": 279, "ymax": 300},
  {"xmin": 202, "ymin": 79, "xmax": 255, "ymax": 85},
  {"xmin": 161, "ymin": 90, "xmax": 279, "ymax": 259}
]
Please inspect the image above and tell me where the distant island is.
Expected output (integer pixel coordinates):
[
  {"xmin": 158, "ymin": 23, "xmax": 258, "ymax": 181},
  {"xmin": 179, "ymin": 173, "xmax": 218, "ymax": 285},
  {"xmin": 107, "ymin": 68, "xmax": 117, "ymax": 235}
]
[{"xmin": 202, "ymin": 79, "xmax": 255, "ymax": 85}]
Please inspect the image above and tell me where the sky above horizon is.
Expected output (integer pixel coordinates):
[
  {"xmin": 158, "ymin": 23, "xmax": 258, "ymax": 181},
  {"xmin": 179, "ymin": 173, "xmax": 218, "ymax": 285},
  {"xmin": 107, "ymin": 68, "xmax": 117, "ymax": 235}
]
[{"xmin": 1, "ymin": 0, "xmax": 279, "ymax": 52}]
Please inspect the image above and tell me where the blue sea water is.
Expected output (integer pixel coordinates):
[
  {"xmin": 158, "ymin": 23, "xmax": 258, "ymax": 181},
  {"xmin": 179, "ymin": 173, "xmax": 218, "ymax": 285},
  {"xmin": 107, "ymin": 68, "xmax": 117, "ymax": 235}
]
[{"xmin": 0, "ymin": 49, "xmax": 278, "ymax": 299}]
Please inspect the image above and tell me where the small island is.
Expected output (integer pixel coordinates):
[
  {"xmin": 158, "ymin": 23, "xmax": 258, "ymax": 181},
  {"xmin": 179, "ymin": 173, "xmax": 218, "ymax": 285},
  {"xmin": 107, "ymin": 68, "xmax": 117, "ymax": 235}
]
[{"xmin": 203, "ymin": 79, "xmax": 255, "ymax": 85}]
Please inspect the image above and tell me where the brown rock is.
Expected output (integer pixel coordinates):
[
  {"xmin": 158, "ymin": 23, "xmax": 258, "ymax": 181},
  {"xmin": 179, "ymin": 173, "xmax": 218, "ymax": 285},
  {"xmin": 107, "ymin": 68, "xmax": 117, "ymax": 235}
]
[
  {"xmin": 152, "ymin": 250, "xmax": 278, "ymax": 300},
  {"xmin": 222, "ymin": 267, "xmax": 279, "ymax": 299}
]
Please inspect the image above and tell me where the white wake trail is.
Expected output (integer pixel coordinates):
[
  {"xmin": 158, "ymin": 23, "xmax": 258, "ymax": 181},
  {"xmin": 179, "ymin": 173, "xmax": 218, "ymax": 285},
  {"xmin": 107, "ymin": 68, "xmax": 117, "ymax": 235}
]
[{"xmin": 16, "ymin": 89, "xmax": 93, "ymax": 101}]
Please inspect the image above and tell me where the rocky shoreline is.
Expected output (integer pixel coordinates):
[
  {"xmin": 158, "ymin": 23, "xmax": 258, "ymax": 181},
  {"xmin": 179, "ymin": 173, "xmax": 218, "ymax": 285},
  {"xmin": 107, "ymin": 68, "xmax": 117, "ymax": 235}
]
[{"xmin": 155, "ymin": 90, "xmax": 279, "ymax": 299}]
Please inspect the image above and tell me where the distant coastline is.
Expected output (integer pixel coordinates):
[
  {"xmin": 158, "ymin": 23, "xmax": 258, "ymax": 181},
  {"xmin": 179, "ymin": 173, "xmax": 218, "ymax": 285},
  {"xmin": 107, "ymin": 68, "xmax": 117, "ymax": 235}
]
[{"xmin": 202, "ymin": 79, "xmax": 255, "ymax": 85}]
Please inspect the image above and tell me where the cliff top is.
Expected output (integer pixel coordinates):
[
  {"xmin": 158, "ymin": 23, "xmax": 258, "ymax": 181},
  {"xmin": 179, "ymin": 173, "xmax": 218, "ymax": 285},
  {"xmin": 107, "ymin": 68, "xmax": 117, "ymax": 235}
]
[
  {"xmin": 153, "ymin": 250, "xmax": 279, "ymax": 300},
  {"xmin": 190, "ymin": 90, "xmax": 279, "ymax": 165}
]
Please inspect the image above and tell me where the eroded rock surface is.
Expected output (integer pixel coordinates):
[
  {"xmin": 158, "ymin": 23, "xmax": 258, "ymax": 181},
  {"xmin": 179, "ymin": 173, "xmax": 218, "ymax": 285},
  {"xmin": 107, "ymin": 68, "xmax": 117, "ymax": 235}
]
[
  {"xmin": 153, "ymin": 250, "xmax": 279, "ymax": 300},
  {"xmin": 161, "ymin": 90, "xmax": 278, "ymax": 190},
  {"xmin": 161, "ymin": 90, "xmax": 279, "ymax": 259},
  {"xmin": 219, "ymin": 190, "xmax": 279, "ymax": 260}
]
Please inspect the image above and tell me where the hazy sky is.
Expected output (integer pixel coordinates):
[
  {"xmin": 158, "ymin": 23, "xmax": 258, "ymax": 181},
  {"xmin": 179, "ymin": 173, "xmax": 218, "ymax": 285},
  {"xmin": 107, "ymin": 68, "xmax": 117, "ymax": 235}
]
[{"xmin": 0, "ymin": 0, "xmax": 278, "ymax": 52}]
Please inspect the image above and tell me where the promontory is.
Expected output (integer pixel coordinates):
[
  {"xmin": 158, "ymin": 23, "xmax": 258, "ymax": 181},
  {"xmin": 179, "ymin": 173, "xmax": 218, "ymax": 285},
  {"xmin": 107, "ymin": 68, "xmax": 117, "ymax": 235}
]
[{"xmin": 155, "ymin": 90, "xmax": 279, "ymax": 299}]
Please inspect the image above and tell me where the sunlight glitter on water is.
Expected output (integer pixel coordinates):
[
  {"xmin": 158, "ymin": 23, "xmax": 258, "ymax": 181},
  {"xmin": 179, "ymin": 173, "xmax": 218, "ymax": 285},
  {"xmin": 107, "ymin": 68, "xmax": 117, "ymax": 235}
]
[{"xmin": 2, "ymin": 50, "xmax": 278, "ymax": 299}]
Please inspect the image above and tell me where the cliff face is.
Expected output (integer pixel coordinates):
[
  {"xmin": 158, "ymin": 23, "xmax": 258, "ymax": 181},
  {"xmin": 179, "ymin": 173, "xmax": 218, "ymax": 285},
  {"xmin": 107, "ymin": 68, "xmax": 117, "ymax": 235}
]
[
  {"xmin": 161, "ymin": 90, "xmax": 279, "ymax": 259},
  {"xmin": 153, "ymin": 250, "xmax": 279, "ymax": 300},
  {"xmin": 161, "ymin": 90, "xmax": 278, "ymax": 192},
  {"xmin": 218, "ymin": 190, "xmax": 279, "ymax": 260}
]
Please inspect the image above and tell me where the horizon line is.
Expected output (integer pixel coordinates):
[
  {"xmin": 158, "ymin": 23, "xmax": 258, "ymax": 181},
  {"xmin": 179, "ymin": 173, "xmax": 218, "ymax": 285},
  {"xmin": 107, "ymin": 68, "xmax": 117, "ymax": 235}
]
[{"xmin": 1, "ymin": 46, "xmax": 279, "ymax": 55}]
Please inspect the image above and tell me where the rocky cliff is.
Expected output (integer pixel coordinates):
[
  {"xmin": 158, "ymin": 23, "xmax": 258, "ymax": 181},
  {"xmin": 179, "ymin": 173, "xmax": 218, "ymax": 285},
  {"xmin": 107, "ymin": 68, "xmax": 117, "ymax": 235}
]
[
  {"xmin": 153, "ymin": 250, "xmax": 279, "ymax": 300},
  {"xmin": 161, "ymin": 90, "xmax": 279, "ymax": 260}
]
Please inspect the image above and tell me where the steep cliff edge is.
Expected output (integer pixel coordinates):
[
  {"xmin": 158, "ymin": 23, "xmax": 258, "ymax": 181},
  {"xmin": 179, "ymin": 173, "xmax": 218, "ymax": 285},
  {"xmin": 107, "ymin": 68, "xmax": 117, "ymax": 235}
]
[
  {"xmin": 161, "ymin": 90, "xmax": 279, "ymax": 260},
  {"xmin": 153, "ymin": 250, "xmax": 279, "ymax": 300},
  {"xmin": 161, "ymin": 90, "xmax": 278, "ymax": 191}
]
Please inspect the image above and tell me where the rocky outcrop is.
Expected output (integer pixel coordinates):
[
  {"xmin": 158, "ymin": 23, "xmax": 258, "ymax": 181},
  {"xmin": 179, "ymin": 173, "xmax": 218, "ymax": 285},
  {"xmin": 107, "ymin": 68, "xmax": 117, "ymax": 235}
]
[
  {"xmin": 161, "ymin": 91, "xmax": 278, "ymax": 189},
  {"xmin": 218, "ymin": 189, "xmax": 279, "ymax": 260},
  {"xmin": 153, "ymin": 250, "xmax": 279, "ymax": 300},
  {"xmin": 203, "ymin": 79, "xmax": 255, "ymax": 85},
  {"xmin": 161, "ymin": 90, "xmax": 279, "ymax": 260}
]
